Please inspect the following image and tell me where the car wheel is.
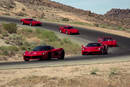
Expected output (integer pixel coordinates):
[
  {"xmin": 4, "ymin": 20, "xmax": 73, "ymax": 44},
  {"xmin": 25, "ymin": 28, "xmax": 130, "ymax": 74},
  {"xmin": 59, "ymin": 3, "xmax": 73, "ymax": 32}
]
[
  {"xmin": 59, "ymin": 50, "xmax": 65, "ymax": 60},
  {"xmin": 102, "ymin": 49, "xmax": 108, "ymax": 55},
  {"xmin": 48, "ymin": 52, "xmax": 51, "ymax": 60},
  {"xmin": 29, "ymin": 23, "xmax": 32, "ymax": 26},
  {"xmin": 82, "ymin": 52, "xmax": 85, "ymax": 55},
  {"xmin": 101, "ymin": 50, "xmax": 104, "ymax": 55},
  {"xmin": 104, "ymin": 50, "xmax": 108, "ymax": 55},
  {"xmin": 21, "ymin": 22, "xmax": 24, "ymax": 25},
  {"xmin": 24, "ymin": 58, "xmax": 29, "ymax": 61},
  {"xmin": 59, "ymin": 30, "xmax": 62, "ymax": 33},
  {"xmin": 66, "ymin": 31, "xmax": 69, "ymax": 35}
]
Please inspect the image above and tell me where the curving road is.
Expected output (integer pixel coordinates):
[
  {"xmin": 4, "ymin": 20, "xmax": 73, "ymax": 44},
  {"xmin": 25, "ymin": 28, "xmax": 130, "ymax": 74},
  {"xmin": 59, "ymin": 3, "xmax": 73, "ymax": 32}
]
[{"xmin": 0, "ymin": 16, "xmax": 130, "ymax": 69}]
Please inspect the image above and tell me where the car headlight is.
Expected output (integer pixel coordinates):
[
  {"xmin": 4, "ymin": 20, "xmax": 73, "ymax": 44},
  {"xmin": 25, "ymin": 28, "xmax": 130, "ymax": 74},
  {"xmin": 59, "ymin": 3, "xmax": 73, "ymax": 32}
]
[
  {"xmin": 98, "ymin": 48, "xmax": 101, "ymax": 50},
  {"xmin": 42, "ymin": 52, "xmax": 45, "ymax": 55}
]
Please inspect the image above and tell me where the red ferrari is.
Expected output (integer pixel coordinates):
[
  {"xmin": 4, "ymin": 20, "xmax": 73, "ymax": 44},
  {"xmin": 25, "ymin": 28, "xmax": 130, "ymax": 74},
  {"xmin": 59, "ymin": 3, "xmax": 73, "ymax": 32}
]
[
  {"xmin": 59, "ymin": 26, "xmax": 79, "ymax": 35},
  {"xmin": 98, "ymin": 37, "xmax": 117, "ymax": 47},
  {"xmin": 20, "ymin": 18, "xmax": 42, "ymax": 26},
  {"xmin": 23, "ymin": 45, "xmax": 65, "ymax": 61},
  {"xmin": 82, "ymin": 43, "xmax": 108, "ymax": 55}
]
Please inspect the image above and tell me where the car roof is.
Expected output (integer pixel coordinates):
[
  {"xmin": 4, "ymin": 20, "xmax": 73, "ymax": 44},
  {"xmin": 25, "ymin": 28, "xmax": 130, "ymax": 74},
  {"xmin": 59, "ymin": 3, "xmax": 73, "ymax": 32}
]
[{"xmin": 64, "ymin": 25, "xmax": 72, "ymax": 27}]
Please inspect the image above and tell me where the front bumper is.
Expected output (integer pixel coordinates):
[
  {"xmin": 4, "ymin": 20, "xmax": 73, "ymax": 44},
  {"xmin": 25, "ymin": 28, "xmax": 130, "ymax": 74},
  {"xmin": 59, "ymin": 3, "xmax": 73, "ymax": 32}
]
[{"xmin": 82, "ymin": 50, "xmax": 102, "ymax": 55}]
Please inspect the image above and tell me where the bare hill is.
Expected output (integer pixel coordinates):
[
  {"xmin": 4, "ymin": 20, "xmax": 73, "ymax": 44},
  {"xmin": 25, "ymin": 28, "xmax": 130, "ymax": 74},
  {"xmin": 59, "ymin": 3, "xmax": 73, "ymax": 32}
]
[
  {"xmin": 104, "ymin": 9, "xmax": 130, "ymax": 29},
  {"xmin": 0, "ymin": 0, "xmax": 130, "ymax": 29}
]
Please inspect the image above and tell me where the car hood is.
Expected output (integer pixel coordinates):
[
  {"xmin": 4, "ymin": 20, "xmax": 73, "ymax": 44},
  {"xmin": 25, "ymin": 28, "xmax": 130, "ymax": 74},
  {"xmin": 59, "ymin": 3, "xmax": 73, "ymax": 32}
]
[{"xmin": 69, "ymin": 29, "xmax": 78, "ymax": 31}]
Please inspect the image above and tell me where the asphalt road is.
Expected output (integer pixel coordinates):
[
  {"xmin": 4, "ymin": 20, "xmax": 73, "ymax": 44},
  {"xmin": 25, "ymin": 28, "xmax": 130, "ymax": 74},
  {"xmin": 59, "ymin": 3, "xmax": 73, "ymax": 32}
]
[{"xmin": 0, "ymin": 16, "xmax": 130, "ymax": 69}]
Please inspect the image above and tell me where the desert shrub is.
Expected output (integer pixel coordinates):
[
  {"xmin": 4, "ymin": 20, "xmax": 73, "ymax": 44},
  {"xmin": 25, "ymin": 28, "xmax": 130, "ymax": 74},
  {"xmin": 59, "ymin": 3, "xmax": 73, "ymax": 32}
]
[
  {"xmin": 8, "ymin": 34, "xmax": 24, "ymax": 46},
  {"xmin": 17, "ymin": 28, "xmax": 34, "ymax": 38},
  {"xmin": 0, "ymin": 46, "xmax": 19, "ymax": 56},
  {"xmin": 2, "ymin": 32, "xmax": 8, "ymax": 37},
  {"xmin": 16, "ymin": 12, "xmax": 27, "ymax": 16},
  {"xmin": 2, "ymin": 23, "xmax": 17, "ymax": 33},
  {"xmin": 109, "ymin": 68, "xmax": 119, "ymax": 76},
  {"xmin": 25, "ymin": 28, "xmax": 33, "ymax": 33},
  {"xmin": 36, "ymin": 29, "xmax": 59, "ymax": 42},
  {"xmin": 22, "ymin": 8, "xmax": 25, "ymax": 11},
  {"xmin": 90, "ymin": 68, "xmax": 99, "ymax": 75},
  {"xmin": 118, "ymin": 26, "xmax": 125, "ymax": 30},
  {"xmin": 71, "ymin": 22, "xmax": 91, "ymax": 26},
  {"xmin": 62, "ymin": 18, "xmax": 69, "ymax": 21},
  {"xmin": 63, "ymin": 38, "xmax": 72, "ymax": 44},
  {"xmin": 94, "ymin": 23, "xmax": 99, "ymax": 27}
]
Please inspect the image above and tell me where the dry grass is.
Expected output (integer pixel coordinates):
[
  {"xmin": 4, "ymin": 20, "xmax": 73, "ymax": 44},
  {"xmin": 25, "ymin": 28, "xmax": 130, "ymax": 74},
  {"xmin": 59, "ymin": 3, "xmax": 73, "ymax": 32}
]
[{"xmin": 0, "ymin": 61, "xmax": 130, "ymax": 87}]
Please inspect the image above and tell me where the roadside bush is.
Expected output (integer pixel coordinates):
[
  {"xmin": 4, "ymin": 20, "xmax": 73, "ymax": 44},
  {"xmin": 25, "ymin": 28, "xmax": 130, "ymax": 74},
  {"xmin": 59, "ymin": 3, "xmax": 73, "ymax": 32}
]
[
  {"xmin": 36, "ymin": 29, "xmax": 59, "ymax": 42},
  {"xmin": 62, "ymin": 18, "xmax": 69, "ymax": 21},
  {"xmin": 2, "ymin": 23, "xmax": 17, "ymax": 33},
  {"xmin": 0, "ymin": 46, "xmax": 19, "ymax": 56},
  {"xmin": 109, "ymin": 68, "xmax": 119, "ymax": 76},
  {"xmin": 90, "ymin": 68, "xmax": 99, "ymax": 75},
  {"xmin": 93, "ymin": 23, "xmax": 99, "ymax": 27},
  {"xmin": 63, "ymin": 38, "xmax": 72, "ymax": 44},
  {"xmin": 16, "ymin": 12, "xmax": 27, "ymax": 16},
  {"xmin": 8, "ymin": 34, "xmax": 24, "ymax": 46},
  {"xmin": 2, "ymin": 32, "xmax": 8, "ymax": 37}
]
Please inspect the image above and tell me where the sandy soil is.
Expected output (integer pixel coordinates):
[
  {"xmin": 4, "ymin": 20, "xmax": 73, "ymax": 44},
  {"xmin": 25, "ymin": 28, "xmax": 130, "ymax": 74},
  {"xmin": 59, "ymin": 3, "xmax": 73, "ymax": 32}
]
[{"xmin": 0, "ymin": 61, "xmax": 130, "ymax": 87}]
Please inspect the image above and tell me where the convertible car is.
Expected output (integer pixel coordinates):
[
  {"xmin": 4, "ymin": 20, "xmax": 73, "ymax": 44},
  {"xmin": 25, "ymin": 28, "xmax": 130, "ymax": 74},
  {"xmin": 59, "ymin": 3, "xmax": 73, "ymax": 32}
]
[
  {"xmin": 98, "ymin": 37, "xmax": 117, "ymax": 47},
  {"xmin": 23, "ymin": 45, "xmax": 65, "ymax": 61},
  {"xmin": 20, "ymin": 18, "xmax": 42, "ymax": 26},
  {"xmin": 82, "ymin": 43, "xmax": 108, "ymax": 55},
  {"xmin": 59, "ymin": 26, "xmax": 79, "ymax": 35}
]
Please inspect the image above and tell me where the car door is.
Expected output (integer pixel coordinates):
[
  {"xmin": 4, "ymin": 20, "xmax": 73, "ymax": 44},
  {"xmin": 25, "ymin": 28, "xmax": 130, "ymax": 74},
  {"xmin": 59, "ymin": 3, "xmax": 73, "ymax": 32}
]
[{"xmin": 24, "ymin": 19, "xmax": 31, "ymax": 24}]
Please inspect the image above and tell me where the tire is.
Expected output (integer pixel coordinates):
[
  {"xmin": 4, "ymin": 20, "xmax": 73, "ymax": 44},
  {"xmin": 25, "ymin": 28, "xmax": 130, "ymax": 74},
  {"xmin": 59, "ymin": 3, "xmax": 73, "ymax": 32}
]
[
  {"xmin": 29, "ymin": 23, "xmax": 32, "ymax": 26},
  {"xmin": 104, "ymin": 50, "xmax": 108, "ymax": 55},
  {"xmin": 101, "ymin": 49, "xmax": 104, "ymax": 55},
  {"xmin": 59, "ymin": 50, "xmax": 65, "ymax": 60},
  {"xmin": 66, "ymin": 31, "xmax": 69, "ymax": 35},
  {"xmin": 59, "ymin": 30, "xmax": 62, "ymax": 33},
  {"xmin": 24, "ymin": 58, "xmax": 29, "ymax": 61},
  {"xmin": 82, "ymin": 52, "xmax": 85, "ymax": 55},
  {"xmin": 48, "ymin": 52, "xmax": 51, "ymax": 60},
  {"xmin": 102, "ymin": 49, "xmax": 108, "ymax": 55},
  {"xmin": 21, "ymin": 22, "xmax": 24, "ymax": 25}
]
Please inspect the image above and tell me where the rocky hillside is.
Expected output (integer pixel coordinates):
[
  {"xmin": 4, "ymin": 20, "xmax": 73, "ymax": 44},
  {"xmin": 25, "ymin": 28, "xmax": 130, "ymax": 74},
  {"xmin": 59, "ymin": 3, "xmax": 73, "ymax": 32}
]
[
  {"xmin": 104, "ymin": 9, "xmax": 130, "ymax": 29},
  {"xmin": 0, "ymin": 0, "xmax": 129, "ymax": 29}
]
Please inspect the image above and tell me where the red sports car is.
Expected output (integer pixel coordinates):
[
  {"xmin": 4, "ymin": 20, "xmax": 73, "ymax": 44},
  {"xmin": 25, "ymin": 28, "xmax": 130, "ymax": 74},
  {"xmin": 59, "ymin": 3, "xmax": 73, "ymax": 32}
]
[
  {"xmin": 59, "ymin": 26, "xmax": 79, "ymax": 35},
  {"xmin": 20, "ymin": 18, "xmax": 42, "ymax": 26},
  {"xmin": 98, "ymin": 37, "xmax": 117, "ymax": 47},
  {"xmin": 81, "ymin": 43, "xmax": 108, "ymax": 55},
  {"xmin": 23, "ymin": 45, "xmax": 65, "ymax": 61}
]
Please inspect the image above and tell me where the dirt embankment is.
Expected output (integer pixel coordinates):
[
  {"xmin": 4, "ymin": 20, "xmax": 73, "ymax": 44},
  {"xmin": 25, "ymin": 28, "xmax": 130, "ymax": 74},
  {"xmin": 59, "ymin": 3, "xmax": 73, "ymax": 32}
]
[{"xmin": 0, "ymin": 61, "xmax": 130, "ymax": 87}]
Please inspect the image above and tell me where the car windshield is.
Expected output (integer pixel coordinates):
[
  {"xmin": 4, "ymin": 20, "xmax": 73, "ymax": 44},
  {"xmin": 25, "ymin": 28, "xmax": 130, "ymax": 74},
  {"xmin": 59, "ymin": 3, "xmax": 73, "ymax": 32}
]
[
  {"xmin": 33, "ymin": 46, "xmax": 54, "ymax": 51},
  {"xmin": 65, "ymin": 26, "xmax": 73, "ymax": 29},
  {"xmin": 103, "ymin": 38, "xmax": 112, "ymax": 41},
  {"xmin": 27, "ymin": 19, "xmax": 34, "ymax": 21},
  {"xmin": 86, "ymin": 43, "xmax": 101, "ymax": 47}
]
